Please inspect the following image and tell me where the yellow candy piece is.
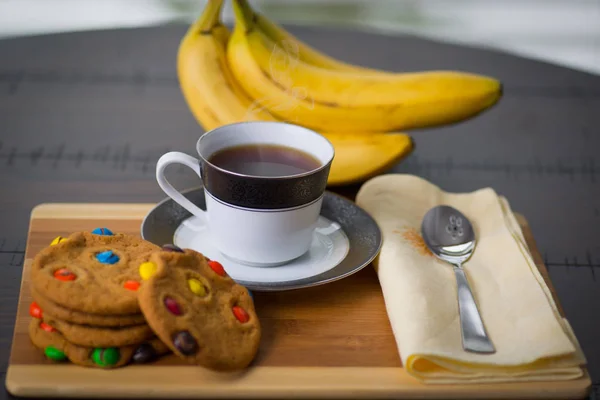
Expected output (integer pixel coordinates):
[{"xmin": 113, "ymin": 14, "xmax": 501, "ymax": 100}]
[
  {"xmin": 139, "ymin": 262, "xmax": 157, "ymax": 280},
  {"xmin": 50, "ymin": 236, "xmax": 66, "ymax": 246},
  {"xmin": 187, "ymin": 279, "xmax": 206, "ymax": 296}
]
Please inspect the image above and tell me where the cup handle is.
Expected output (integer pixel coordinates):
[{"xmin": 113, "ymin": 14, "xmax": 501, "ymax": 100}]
[{"xmin": 156, "ymin": 151, "xmax": 207, "ymax": 221}]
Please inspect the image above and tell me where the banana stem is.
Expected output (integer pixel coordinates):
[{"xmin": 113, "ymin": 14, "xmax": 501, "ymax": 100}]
[
  {"xmin": 232, "ymin": 0, "xmax": 255, "ymax": 32},
  {"xmin": 235, "ymin": 0, "xmax": 255, "ymax": 19},
  {"xmin": 193, "ymin": 0, "xmax": 224, "ymax": 34}
]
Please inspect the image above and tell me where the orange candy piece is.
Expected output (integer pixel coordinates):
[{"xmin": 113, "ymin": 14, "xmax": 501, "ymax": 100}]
[
  {"xmin": 232, "ymin": 306, "xmax": 249, "ymax": 323},
  {"xmin": 40, "ymin": 322, "xmax": 55, "ymax": 333},
  {"xmin": 29, "ymin": 302, "xmax": 43, "ymax": 319},
  {"xmin": 123, "ymin": 280, "xmax": 140, "ymax": 291},
  {"xmin": 208, "ymin": 260, "xmax": 226, "ymax": 277},
  {"xmin": 53, "ymin": 268, "xmax": 76, "ymax": 281}
]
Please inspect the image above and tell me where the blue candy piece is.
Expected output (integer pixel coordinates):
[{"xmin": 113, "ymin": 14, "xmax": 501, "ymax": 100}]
[
  {"xmin": 92, "ymin": 227, "xmax": 114, "ymax": 236},
  {"xmin": 96, "ymin": 250, "xmax": 120, "ymax": 265},
  {"xmin": 247, "ymin": 289, "xmax": 253, "ymax": 301}
]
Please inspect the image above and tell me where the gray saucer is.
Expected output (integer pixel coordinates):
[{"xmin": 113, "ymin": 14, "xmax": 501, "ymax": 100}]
[{"xmin": 141, "ymin": 187, "xmax": 382, "ymax": 291}]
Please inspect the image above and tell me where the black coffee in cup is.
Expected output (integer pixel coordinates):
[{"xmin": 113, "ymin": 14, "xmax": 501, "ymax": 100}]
[{"xmin": 208, "ymin": 143, "xmax": 321, "ymax": 177}]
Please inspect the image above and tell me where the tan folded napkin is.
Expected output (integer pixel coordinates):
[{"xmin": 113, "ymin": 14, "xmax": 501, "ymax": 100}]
[{"xmin": 355, "ymin": 174, "xmax": 586, "ymax": 384}]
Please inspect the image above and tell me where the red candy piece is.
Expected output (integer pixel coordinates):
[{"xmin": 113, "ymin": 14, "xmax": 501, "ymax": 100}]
[
  {"xmin": 164, "ymin": 297, "xmax": 182, "ymax": 316},
  {"xmin": 123, "ymin": 280, "xmax": 141, "ymax": 291},
  {"xmin": 208, "ymin": 260, "xmax": 226, "ymax": 277},
  {"xmin": 54, "ymin": 268, "xmax": 76, "ymax": 281},
  {"xmin": 232, "ymin": 306, "xmax": 249, "ymax": 323},
  {"xmin": 29, "ymin": 302, "xmax": 43, "ymax": 319},
  {"xmin": 40, "ymin": 322, "xmax": 55, "ymax": 333}
]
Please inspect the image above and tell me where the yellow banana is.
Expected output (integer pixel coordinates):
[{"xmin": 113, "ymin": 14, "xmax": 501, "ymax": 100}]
[
  {"xmin": 177, "ymin": 0, "xmax": 414, "ymax": 186},
  {"xmin": 252, "ymin": 32, "xmax": 501, "ymax": 108},
  {"xmin": 177, "ymin": 0, "xmax": 272, "ymax": 129},
  {"xmin": 325, "ymin": 133, "xmax": 413, "ymax": 186},
  {"xmin": 233, "ymin": 0, "xmax": 383, "ymax": 74},
  {"xmin": 228, "ymin": 0, "xmax": 502, "ymax": 132}
]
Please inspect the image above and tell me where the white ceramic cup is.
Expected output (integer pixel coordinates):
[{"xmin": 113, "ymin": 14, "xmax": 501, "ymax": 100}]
[{"xmin": 155, "ymin": 121, "xmax": 335, "ymax": 267}]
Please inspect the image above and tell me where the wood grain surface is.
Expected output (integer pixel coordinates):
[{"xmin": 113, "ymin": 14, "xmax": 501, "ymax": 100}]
[{"xmin": 4, "ymin": 204, "xmax": 591, "ymax": 399}]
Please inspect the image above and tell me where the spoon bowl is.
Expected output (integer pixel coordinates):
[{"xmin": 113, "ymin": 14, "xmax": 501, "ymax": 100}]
[{"xmin": 422, "ymin": 205, "xmax": 475, "ymax": 265}]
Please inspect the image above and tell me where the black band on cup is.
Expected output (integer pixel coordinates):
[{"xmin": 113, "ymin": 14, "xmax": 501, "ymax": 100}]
[{"xmin": 200, "ymin": 159, "xmax": 331, "ymax": 210}]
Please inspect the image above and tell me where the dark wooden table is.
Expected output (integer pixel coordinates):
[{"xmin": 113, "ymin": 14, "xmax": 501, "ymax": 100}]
[{"xmin": 1, "ymin": 23, "xmax": 599, "ymax": 399}]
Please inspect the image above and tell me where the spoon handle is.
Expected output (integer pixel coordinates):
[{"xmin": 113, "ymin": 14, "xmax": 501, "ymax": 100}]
[{"xmin": 453, "ymin": 267, "xmax": 496, "ymax": 354}]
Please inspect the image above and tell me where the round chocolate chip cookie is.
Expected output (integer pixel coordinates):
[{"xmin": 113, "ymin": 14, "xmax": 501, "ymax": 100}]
[
  {"xmin": 137, "ymin": 245, "xmax": 261, "ymax": 371},
  {"xmin": 29, "ymin": 319, "xmax": 170, "ymax": 368},
  {"xmin": 30, "ymin": 229, "xmax": 160, "ymax": 315}
]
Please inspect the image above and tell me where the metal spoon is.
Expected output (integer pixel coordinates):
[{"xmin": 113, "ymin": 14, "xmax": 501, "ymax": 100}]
[{"xmin": 421, "ymin": 205, "xmax": 496, "ymax": 354}]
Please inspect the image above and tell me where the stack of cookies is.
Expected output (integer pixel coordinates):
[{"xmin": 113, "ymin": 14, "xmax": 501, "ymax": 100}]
[{"xmin": 28, "ymin": 228, "xmax": 261, "ymax": 370}]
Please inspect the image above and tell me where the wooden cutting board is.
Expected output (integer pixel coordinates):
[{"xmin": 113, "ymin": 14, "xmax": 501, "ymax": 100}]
[{"xmin": 5, "ymin": 203, "xmax": 591, "ymax": 399}]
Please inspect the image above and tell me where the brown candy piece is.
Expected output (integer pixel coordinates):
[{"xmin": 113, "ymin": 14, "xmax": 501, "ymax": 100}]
[
  {"xmin": 132, "ymin": 343, "xmax": 158, "ymax": 363},
  {"xmin": 172, "ymin": 331, "xmax": 198, "ymax": 355}
]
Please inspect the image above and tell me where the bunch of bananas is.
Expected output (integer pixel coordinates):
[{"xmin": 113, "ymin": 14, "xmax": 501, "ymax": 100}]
[{"xmin": 177, "ymin": 0, "xmax": 502, "ymax": 186}]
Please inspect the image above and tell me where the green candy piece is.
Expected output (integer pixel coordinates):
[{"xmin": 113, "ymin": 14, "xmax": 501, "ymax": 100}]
[
  {"xmin": 44, "ymin": 345, "xmax": 66, "ymax": 361},
  {"xmin": 91, "ymin": 347, "xmax": 120, "ymax": 367}
]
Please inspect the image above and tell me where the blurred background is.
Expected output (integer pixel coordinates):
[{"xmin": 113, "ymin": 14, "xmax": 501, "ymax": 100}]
[{"xmin": 0, "ymin": 0, "xmax": 598, "ymax": 75}]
